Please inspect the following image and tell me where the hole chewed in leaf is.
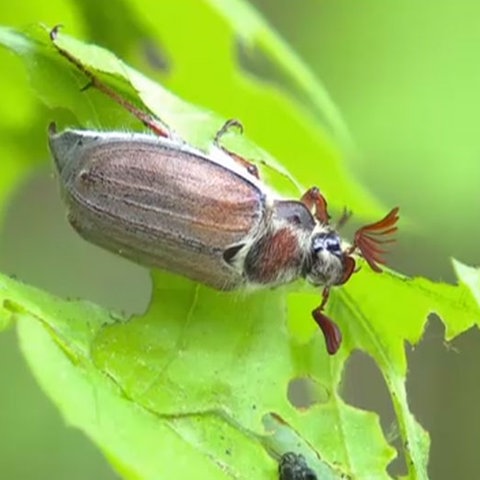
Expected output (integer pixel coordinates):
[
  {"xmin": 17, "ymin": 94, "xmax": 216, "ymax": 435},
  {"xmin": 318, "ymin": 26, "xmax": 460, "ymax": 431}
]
[
  {"xmin": 342, "ymin": 350, "xmax": 406, "ymax": 477},
  {"xmin": 287, "ymin": 377, "xmax": 329, "ymax": 410},
  {"xmin": 407, "ymin": 315, "xmax": 480, "ymax": 480}
]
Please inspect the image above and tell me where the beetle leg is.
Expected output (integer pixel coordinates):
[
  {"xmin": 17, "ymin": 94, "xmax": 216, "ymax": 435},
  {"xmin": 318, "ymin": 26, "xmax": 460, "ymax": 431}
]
[
  {"xmin": 49, "ymin": 25, "xmax": 172, "ymax": 138},
  {"xmin": 222, "ymin": 149, "xmax": 260, "ymax": 179},
  {"xmin": 213, "ymin": 119, "xmax": 260, "ymax": 179},
  {"xmin": 300, "ymin": 187, "xmax": 330, "ymax": 224},
  {"xmin": 311, "ymin": 287, "xmax": 342, "ymax": 355},
  {"xmin": 336, "ymin": 207, "xmax": 352, "ymax": 230},
  {"xmin": 338, "ymin": 255, "xmax": 356, "ymax": 285},
  {"xmin": 214, "ymin": 118, "xmax": 244, "ymax": 142}
]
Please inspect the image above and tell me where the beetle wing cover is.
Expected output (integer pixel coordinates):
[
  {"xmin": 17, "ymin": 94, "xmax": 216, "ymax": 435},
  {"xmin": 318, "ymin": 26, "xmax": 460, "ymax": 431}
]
[{"xmin": 51, "ymin": 132, "xmax": 265, "ymax": 290}]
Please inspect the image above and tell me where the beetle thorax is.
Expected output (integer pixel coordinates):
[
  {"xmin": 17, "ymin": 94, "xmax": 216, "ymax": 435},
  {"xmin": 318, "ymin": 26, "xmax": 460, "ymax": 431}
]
[{"xmin": 241, "ymin": 216, "xmax": 309, "ymax": 288}]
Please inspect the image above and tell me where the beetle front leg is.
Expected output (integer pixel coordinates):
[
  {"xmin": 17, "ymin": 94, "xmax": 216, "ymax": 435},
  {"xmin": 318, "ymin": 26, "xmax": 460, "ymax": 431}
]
[
  {"xmin": 311, "ymin": 287, "xmax": 342, "ymax": 355},
  {"xmin": 50, "ymin": 25, "xmax": 172, "ymax": 138},
  {"xmin": 339, "ymin": 255, "xmax": 356, "ymax": 285},
  {"xmin": 300, "ymin": 187, "xmax": 330, "ymax": 224},
  {"xmin": 213, "ymin": 119, "xmax": 260, "ymax": 178}
]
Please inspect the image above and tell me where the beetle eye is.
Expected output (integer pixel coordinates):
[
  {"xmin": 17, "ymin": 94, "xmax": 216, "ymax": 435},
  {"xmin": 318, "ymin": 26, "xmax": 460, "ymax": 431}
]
[{"xmin": 312, "ymin": 232, "xmax": 342, "ymax": 257}]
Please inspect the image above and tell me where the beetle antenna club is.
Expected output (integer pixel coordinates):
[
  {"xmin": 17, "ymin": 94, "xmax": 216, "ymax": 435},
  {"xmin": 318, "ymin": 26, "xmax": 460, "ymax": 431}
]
[{"xmin": 350, "ymin": 207, "xmax": 400, "ymax": 271}]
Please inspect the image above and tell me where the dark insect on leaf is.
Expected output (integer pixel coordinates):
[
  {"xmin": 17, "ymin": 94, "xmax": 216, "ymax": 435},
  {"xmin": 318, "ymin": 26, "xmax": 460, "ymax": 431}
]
[{"xmin": 279, "ymin": 452, "xmax": 317, "ymax": 480}]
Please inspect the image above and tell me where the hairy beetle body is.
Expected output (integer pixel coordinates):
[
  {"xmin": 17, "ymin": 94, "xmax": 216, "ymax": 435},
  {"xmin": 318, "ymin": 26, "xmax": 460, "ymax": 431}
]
[{"xmin": 49, "ymin": 129, "xmax": 338, "ymax": 293}]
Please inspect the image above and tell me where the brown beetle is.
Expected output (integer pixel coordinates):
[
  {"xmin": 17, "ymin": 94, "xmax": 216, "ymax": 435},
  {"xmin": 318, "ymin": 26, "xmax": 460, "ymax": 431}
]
[{"xmin": 48, "ymin": 27, "xmax": 399, "ymax": 354}]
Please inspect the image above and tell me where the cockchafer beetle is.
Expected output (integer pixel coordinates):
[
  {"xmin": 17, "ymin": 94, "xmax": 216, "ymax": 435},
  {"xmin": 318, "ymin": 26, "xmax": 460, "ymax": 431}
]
[{"xmin": 48, "ymin": 26, "xmax": 399, "ymax": 355}]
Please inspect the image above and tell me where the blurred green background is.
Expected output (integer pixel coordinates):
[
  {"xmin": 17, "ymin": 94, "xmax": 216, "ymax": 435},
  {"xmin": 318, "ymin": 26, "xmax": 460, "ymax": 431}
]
[{"xmin": 0, "ymin": 0, "xmax": 479, "ymax": 479}]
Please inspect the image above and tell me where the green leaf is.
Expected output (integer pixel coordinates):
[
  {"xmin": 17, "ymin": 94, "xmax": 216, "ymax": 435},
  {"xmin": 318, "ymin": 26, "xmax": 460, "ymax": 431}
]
[
  {"xmin": 1, "ymin": 11, "xmax": 479, "ymax": 480},
  {"xmin": 0, "ymin": 29, "xmax": 42, "ymax": 220},
  {"xmin": 206, "ymin": 0, "xmax": 354, "ymax": 148}
]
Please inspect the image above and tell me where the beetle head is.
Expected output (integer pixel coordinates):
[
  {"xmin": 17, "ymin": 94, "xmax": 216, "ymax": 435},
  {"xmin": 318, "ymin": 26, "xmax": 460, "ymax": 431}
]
[
  {"xmin": 302, "ymin": 197, "xmax": 399, "ymax": 355},
  {"xmin": 304, "ymin": 206, "xmax": 400, "ymax": 289},
  {"xmin": 304, "ymin": 228, "xmax": 347, "ymax": 287}
]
